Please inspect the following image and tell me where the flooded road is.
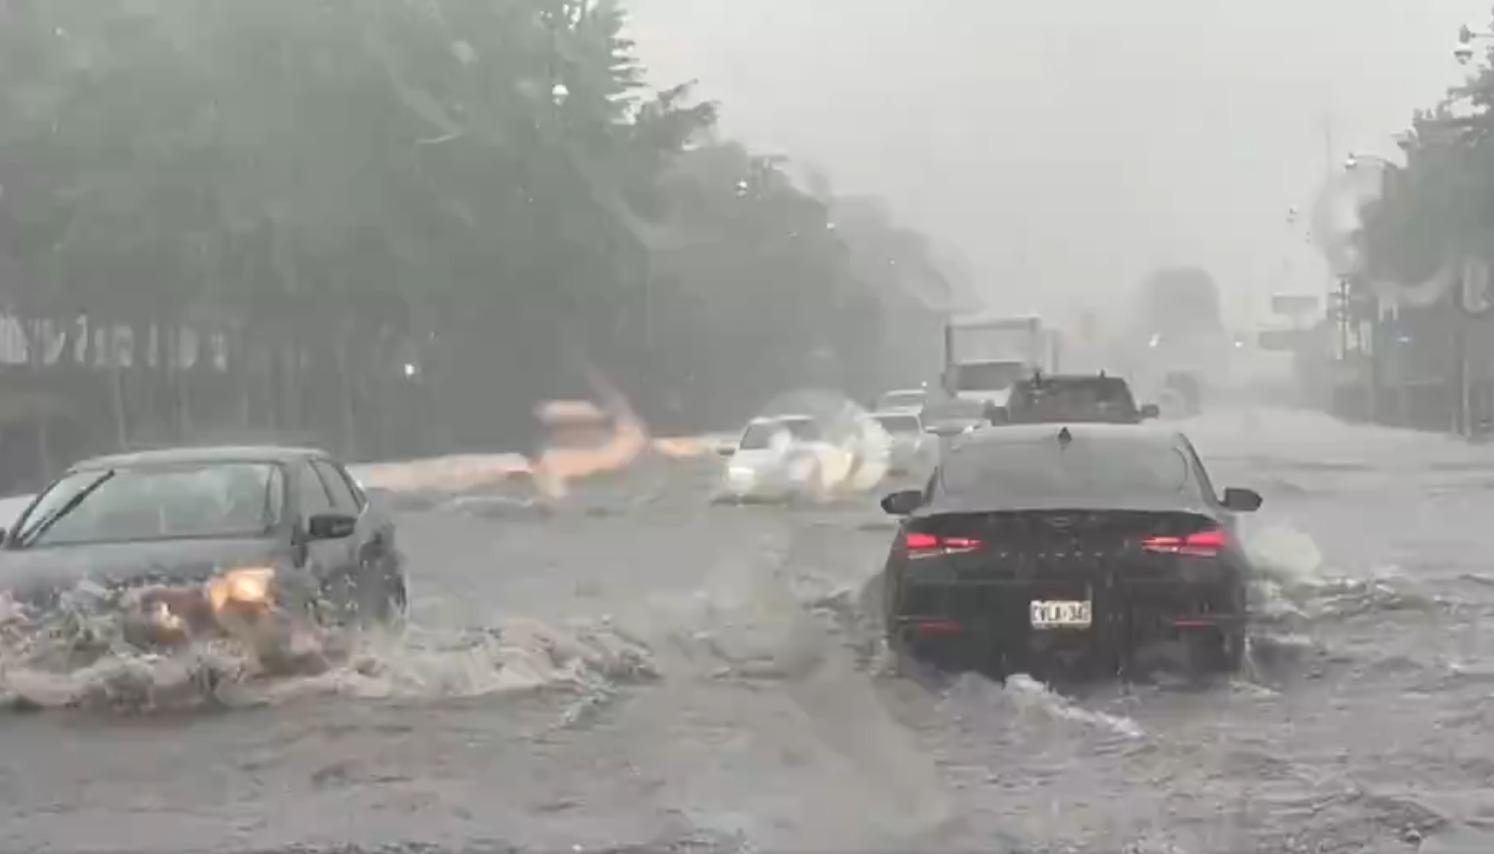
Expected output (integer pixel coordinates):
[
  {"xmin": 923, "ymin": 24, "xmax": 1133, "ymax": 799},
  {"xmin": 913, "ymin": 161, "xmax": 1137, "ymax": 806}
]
[{"xmin": 4, "ymin": 408, "xmax": 1494, "ymax": 853}]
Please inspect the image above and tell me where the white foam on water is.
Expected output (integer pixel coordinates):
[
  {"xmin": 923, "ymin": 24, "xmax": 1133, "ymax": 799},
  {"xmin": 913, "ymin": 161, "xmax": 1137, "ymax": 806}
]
[
  {"xmin": 1242, "ymin": 521, "xmax": 1328, "ymax": 589},
  {"xmin": 0, "ymin": 591, "xmax": 655, "ymax": 714},
  {"xmin": 942, "ymin": 672, "xmax": 1145, "ymax": 740}
]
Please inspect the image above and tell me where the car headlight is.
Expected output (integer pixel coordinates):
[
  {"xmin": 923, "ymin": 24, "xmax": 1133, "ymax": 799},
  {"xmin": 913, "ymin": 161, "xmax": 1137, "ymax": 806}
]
[
  {"xmin": 149, "ymin": 600, "xmax": 186, "ymax": 631},
  {"xmin": 206, "ymin": 567, "xmax": 276, "ymax": 613}
]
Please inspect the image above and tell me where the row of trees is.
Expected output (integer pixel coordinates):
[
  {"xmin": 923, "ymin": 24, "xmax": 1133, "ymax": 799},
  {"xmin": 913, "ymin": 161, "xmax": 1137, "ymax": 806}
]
[{"xmin": 0, "ymin": 0, "xmax": 951, "ymax": 485}]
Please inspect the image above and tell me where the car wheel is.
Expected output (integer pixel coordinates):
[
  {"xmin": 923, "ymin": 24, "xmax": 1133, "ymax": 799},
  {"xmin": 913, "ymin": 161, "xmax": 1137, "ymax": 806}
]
[
  {"xmin": 322, "ymin": 553, "xmax": 407, "ymax": 630},
  {"xmin": 1184, "ymin": 624, "xmax": 1244, "ymax": 676},
  {"xmin": 359, "ymin": 554, "xmax": 408, "ymax": 629}
]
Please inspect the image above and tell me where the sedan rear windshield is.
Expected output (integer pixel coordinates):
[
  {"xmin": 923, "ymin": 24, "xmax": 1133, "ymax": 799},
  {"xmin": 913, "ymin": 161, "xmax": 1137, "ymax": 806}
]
[
  {"xmin": 11, "ymin": 462, "xmax": 285, "ymax": 548},
  {"xmin": 938, "ymin": 439, "xmax": 1195, "ymax": 504}
]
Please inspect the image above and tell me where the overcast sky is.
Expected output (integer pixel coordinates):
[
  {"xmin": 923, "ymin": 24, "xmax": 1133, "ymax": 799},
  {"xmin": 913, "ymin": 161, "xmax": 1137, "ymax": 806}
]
[{"xmin": 627, "ymin": 0, "xmax": 1490, "ymax": 330}]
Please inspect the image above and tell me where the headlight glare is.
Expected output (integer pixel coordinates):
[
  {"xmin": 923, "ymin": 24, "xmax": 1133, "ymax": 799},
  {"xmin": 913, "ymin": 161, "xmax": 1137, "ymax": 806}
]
[{"xmin": 207, "ymin": 567, "xmax": 276, "ymax": 612}]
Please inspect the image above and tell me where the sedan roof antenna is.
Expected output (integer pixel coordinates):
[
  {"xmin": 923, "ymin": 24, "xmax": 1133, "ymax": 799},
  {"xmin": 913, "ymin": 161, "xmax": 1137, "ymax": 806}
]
[{"xmin": 1057, "ymin": 426, "xmax": 1072, "ymax": 447}]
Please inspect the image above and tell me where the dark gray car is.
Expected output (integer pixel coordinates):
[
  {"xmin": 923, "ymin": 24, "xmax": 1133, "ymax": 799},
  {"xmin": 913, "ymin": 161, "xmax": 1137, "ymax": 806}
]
[{"xmin": 0, "ymin": 445, "xmax": 406, "ymax": 647}]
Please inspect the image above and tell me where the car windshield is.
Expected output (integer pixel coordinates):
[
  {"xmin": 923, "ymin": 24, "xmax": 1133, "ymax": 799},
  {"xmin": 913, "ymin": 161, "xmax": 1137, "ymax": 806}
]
[
  {"xmin": 780, "ymin": 418, "xmax": 821, "ymax": 441},
  {"xmin": 12, "ymin": 462, "xmax": 284, "ymax": 548},
  {"xmin": 739, "ymin": 422, "xmax": 783, "ymax": 450},
  {"xmin": 939, "ymin": 438, "xmax": 1195, "ymax": 504},
  {"xmin": 738, "ymin": 418, "xmax": 821, "ymax": 450},
  {"xmin": 874, "ymin": 414, "xmax": 921, "ymax": 434},
  {"xmin": 953, "ymin": 362, "xmax": 1026, "ymax": 391}
]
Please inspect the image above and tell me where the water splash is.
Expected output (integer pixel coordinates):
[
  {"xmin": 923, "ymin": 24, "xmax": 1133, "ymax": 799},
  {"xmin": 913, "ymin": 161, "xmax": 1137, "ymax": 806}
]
[
  {"xmin": 941, "ymin": 672, "xmax": 1145, "ymax": 740},
  {"xmin": 0, "ymin": 587, "xmax": 656, "ymax": 714}
]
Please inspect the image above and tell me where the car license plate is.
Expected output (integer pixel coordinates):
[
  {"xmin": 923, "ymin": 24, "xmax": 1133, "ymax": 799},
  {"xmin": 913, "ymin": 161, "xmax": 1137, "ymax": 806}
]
[{"xmin": 1029, "ymin": 599, "xmax": 1092, "ymax": 629}]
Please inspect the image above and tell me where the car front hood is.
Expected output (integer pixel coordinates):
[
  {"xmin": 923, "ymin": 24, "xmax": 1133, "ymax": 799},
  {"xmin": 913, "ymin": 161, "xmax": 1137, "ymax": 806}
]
[{"xmin": 0, "ymin": 538, "xmax": 288, "ymax": 604}]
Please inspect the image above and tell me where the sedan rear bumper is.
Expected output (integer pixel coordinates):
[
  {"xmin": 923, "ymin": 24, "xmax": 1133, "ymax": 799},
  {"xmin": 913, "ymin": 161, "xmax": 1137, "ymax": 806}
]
[{"xmin": 891, "ymin": 575, "xmax": 1244, "ymax": 677}]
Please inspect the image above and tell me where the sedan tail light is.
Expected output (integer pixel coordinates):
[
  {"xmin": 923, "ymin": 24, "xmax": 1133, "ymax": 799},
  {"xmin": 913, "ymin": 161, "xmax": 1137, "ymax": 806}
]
[
  {"xmin": 1141, "ymin": 526, "xmax": 1228, "ymax": 557},
  {"xmin": 904, "ymin": 531, "xmax": 984, "ymax": 557}
]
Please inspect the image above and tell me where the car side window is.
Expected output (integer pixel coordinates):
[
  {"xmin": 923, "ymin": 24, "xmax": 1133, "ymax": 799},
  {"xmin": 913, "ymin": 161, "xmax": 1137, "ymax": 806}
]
[
  {"xmin": 266, "ymin": 465, "xmax": 287, "ymax": 525},
  {"xmin": 333, "ymin": 463, "xmax": 367, "ymax": 510},
  {"xmin": 312, "ymin": 460, "xmax": 358, "ymax": 514},
  {"xmin": 296, "ymin": 461, "xmax": 335, "ymax": 519}
]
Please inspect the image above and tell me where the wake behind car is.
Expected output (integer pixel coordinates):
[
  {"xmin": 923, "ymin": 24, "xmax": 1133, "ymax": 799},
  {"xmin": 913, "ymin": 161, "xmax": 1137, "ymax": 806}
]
[
  {"xmin": 0, "ymin": 445, "xmax": 407, "ymax": 664},
  {"xmin": 879, "ymin": 423, "xmax": 1260, "ymax": 681}
]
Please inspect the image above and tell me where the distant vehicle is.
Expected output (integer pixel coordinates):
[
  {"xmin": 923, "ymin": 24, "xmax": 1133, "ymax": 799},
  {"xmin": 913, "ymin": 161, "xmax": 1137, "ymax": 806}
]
[
  {"xmin": 1126, "ymin": 267, "xmax": 1232, "ymax": 409},
  {"xmin": 1000, "ymin": 373, "xmax": 1160, "ymax": 425},
  {"xmin": 947, "ymin": 359, "xmax": 1028, "ymax": 411},
  {"xmin": 0, "ymin": 445, "xmax": 407, "ymax": 658},
  {"xmin": 877, "ymin": 423, "xmax": 1260, "ymax": 680},
  {"xmin": 1159, "ymin": 371, "xmax": 1202, "ymax": 417},
  {"xmin": 944, "ymin": 313, "xmax": 1059, "ymax": 372},
  {"xmin": 875, "ymin": 388, "xmax": 928, "ymax": 414},
  {"xmin": 868, "ymin": 410, "xmax": 935, "ymax": 475},
  {"xmin": 717, "ymin": 415, "xmax": 840, "ymax": 503}
]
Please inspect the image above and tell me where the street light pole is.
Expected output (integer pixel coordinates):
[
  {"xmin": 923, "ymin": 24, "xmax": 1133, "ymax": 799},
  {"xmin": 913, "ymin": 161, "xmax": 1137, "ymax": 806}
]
[{"xmin": 1343, "ymin": 152, "xmax": 1402, "ymax": 423}]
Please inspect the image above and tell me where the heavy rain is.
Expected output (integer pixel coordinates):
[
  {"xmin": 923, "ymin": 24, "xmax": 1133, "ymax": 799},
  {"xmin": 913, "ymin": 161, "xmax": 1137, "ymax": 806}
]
[{"xmin": 4, "ymin": 2, "xmax": 1494, "ymax": 853}]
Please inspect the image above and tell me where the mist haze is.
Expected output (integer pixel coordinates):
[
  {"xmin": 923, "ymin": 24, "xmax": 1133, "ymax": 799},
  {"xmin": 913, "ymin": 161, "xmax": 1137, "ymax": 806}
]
[{"xmin": 630, "ymin": 0, "xmax": 1488, "ymax": 327}]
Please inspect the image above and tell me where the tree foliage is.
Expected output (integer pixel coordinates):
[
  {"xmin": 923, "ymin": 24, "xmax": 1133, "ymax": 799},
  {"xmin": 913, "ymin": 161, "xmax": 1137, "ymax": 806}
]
[
  {"xmin": 1359, "ymin": 21, "xmax": 1494, "ymax": 286},
  {"xmin": 0, "ymin": 0, "xmax": 946, "ymax": 477}
]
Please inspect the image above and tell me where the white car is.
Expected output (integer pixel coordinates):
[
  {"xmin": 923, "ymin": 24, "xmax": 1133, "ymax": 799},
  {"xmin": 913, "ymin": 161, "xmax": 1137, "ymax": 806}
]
[
  {"xmin": 718, "ymin": 415, "xmax": 853, "ymax": 503},
  {"xmin": 868, "ymin": 411, "xmax": 934, "ymax": 474}
]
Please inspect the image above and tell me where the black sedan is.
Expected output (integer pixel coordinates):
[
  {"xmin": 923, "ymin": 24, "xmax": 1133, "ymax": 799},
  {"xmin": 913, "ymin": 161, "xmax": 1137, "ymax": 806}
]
[
  {"xmin": 878, "ymin": 423, "xmax": 1260, "ymax": 680},
  {"xmin": 0, "ymin": 445, "xmax": 407, "ymax": 656}
]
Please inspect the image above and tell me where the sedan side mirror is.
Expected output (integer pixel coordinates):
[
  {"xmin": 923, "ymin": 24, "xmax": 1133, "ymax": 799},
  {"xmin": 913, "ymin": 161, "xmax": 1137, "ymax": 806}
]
[
  {"xmin": 880, "ymin": 489, "xmax": 924, "ymax": 516},
  {"xmin": 307, "ymin": 513, "xmax": 358, "ymax": 540},
  {"xmin": 716, "ymin": 444, "xmax": 735, "ymax": 457},
  {"xmin": 1140, "ymin": 403, "xmax": 1161, "ymax": 420},
  {"xmin": 1221, "ymin": 487, "xmax": 1262, "ymax": 512}
]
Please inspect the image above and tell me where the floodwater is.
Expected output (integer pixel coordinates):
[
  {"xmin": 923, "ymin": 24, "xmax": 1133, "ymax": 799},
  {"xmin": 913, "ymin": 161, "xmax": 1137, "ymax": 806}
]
[{"xmin": 3, "ymin": 407, "xmax": 1494, "ymax": 853}]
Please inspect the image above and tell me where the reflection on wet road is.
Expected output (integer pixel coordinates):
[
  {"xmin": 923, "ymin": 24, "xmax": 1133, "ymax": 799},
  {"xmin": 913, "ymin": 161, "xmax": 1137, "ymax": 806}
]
[{"xmin": 5, "ymin": 409, "xmax": 1494, "ymax": 852}]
